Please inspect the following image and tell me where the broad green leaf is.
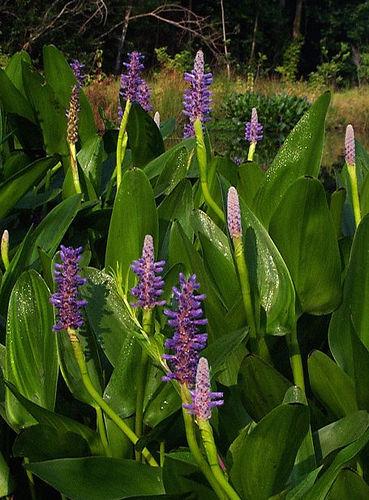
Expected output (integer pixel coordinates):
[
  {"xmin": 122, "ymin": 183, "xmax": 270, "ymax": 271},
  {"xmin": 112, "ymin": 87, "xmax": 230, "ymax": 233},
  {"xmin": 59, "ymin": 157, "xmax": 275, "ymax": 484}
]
[
  {"xmin": 22, "ymin": 62, "xmax": 68, "ymax": 155},
  {"xmin": 304, "ymin": 427, "xmax": 369, "ymax": 500},
  {"xmin": 238, "ymin": 354, "xmax": 291, "ymax": 421},
  {"xmin": 237, "ymin": 162, "xmax": 264, "ymax": 210},
  {"xmin": 326, "ymin": 469, "xmax": 369, "ymax": 499},
  {"xmin": 105, "ymin": 168, "xmax": 158, "ymax": 293},
  {"xmin": 83, "ymin": 268, "xmax": 138, "ymax": 366},
  {"xmin": 329, "ymin": 214, "xmax": 369, "ymax": 375},
  {"xmin": 0, "ymin": 451, "xmax": 13, "ymax": 497},
  {"xmin": 158, "ymin": 179, "xmax": 194, "ymax": 238},
  {"xmin": 154, "ymin": 146, "xmax": 189, "ymax": 196},
  {"xmin": 350, "ymin": 330, "xmax": 369, "ymax": 410},
  {"xmin": 0, "ymin": 67, "xmax": 35, "ymax": 121},
  {"xmin": 192, "ymin": 209, "xmax": 240, "ymax": 309},
  {"xmin": 5, "ymin": 51, "xmax": 31, "ymax": 96},
  {"xmin": 314, "ymin": 411, "xmax": 369, "ymax": 462},
  {"xmin": 159, "ymin": 117, "xmax": 176, "ymax": 139},
  {"xmin": 26, "ymin": 457, "xmax": 165, "ymax": 499},
  {"xmin": 13, "ymin": 424, "xmax": 90, "ymax": 461},
  {"xmin": 238, "ymin": 197, "xmax": 296, "ymax": 335},
  {"xmin": 77, "ymin": 135, "xmax": 107, "ymax": 192},
  {"xmin": 269, "ymin": 177, "xmax": 341, "ymax": 315},
  {"xmin": 144, "ymin": 138, "xmax": 195, "ymax": 180},
  {"xmin": 6, "ymin": 382, "xmax": 102, "ymax": 454},
  {"xmin": 204, "ymin": 329, "xmax": 248, "ymax": 380},
  {"xmin": 127, "ymin": 102, "xmax": 165, "ymax": 167},
  {"xmin": 308, "ymin": 350, "xmax": 357, "ymax": 418},
  {"xmin": 0, "ymin": 156, "xmax": 57, "ymax": 219},
  {"xmin": 330, "ymin": 188, "xmax": 346, "ymax": 237},
  {"xmin": 143, "ymin": 375, "xmax": 181, "ymax": 428},
  {"xmin": 5, "ymin": 271, "xmax": 58, "ymax": 429},
  {"xmin": 26, "ymin": 194, "xmax": 81, "ymax": 266},
  {"xmin": 230, "ymin": 403, "xmax": 309, "ymax": 499},
  {"xmin": 254, "ymin": 92, "xmax": 331, "ymax": 226},
  {"xmin": 43, "ymin": 45, "xmax": 97, "ymax": 143}
]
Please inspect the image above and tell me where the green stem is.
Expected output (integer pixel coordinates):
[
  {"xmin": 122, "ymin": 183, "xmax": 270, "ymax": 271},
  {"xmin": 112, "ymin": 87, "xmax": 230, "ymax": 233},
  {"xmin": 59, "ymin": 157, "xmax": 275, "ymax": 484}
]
[
  {"xmin": 135, "ymin": 309, "xmax": 153, "ymax": 462},
  {"xmin": 68, "ymin": 142, "xmax": 82, "ymax": 194},
  {"xmin": 198, "ymin": 420, "xmax": 241, "ymax": 500},
  {"xmin": 181, "ymin": 386, "xmax": 227, "ymax": 500},
  {"xmin": 194, "ymin": 118, "xmax": 225, "ymax": 223},
  {"xmin": 286, "ymin": 326, "xmax": 305, "ymax": 392},
  {"xmin": 67, "ymin": 328, "xmax": 158, "ymax": 467},
  {"xmin": 160, "ymin": 441, "xmax": 165, "ymax": 467},
  {"xmin": 24, "ymin": 458, "xmax": 36, "ymax": 500},
  {"xmin": 116, "ymin": 100, "xmax": 132, "ymax": 191},
  {"xmin": 247, "ymin": 142, "xmax": 256, "ymax": 161},
  {"xmin": 347, "ymin": 163, "xmax": 361, "ymax": 228},
  {"xmin": 95, "ymin": 405, "xmax": 111, "ymax": 456}
]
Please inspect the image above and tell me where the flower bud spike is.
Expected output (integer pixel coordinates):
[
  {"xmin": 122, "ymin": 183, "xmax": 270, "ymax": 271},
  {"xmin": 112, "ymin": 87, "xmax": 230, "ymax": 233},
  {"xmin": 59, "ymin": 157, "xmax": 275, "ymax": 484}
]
[
  {"xmin": 1, "ymin": 230, "xmax": 9, "ymax": 270},
  {"xmin": 227, "ymin": 187, "xmax": 242, "ymax": 239},
  {"xmin": 345, "ymin": 124, "xmax": 355, "ymax": 166}
]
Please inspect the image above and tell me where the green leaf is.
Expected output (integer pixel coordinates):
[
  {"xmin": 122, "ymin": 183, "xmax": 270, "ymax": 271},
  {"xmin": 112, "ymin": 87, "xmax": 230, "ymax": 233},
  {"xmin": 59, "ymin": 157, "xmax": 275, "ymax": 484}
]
[
  {"xmin": 192, "ymin": 209, "xmax": 240, "ymax": 309},
  {"xmin": 237, "ymin": 162, "xmax": 264, "ymax": 210},
  {"xmin": 239, "ymin": 197, "xmax": 296, "ymax": 335},
  {"xmin": 5, "ymin": 51, "xmax": 32, "ymax": 96},
  {"xmin": 0, "ymin": 67, "xmax": 35, "ymax": 121},
  {"xmin": 158, "ymin": 179, "xmax": 194, "ymax": 238},
  {"xmin": 144, "ymin": 138, "xmax": 195, "ymax": 180},
  {"xmin": 269, "ymin": 177, "xmax": 341, "ymax": 315},
  {"xmin": 13, "ymin": 424, "xmax": 90, "ymax": 461},
  {"xmin": 238, "ymin": 354, "xmax": 292, "ymax": 421},
  {"xmin": 26, "ymin": 457, "xmax": 165, "ymax": 499},
  {"xmin": 254, "ymin": 92, "xmax": 331, "ymax": 226},
  {"xmin": 105, "ymin": 168, "xmax": 158, "ymax": 293},
  {"xmin": 329, "ymin": 214, "xmax": 369, "ymax": 375},
  {"xmin": 308, "ymin": 350, "xmax": 357, "ymax": 418},
  {"xmin": 6, "ymin": 382, "xmax": 102, "ymax": 454},
  {"xmin": 304, "ymin": 427, "xmax": 369, "ymax": 500},
  {"xmin": 230, "ymin": 403, "xmax": 309, "ymax": 499},
  {"xmin": 0, "ymin": 156, "xmax": 57, "ymax": 219},
  {"xmin": 127, "ymin": 102, "xmax": 165, "ymax": 167},
  {"xmin": 154, "ymin": 146, "xmax": 189, "ymax": 196},
  {"xmin": 0, "ymin": 450, "xmax": 13, "ymax": 497},
  {"xmin": 314, "ymin": 411, "xmax": 369, "ymax": 462},
  {"xmin": 5, "ymin": 271, "xmax": 58, "ymax": 429},
  {"xmin": 77, "ymin": 135, "xmax": 107, "ymax": 192},
  {"xmin": 22, "ymin": 62, "xmax": 68, "ymax": 155},
  {"xmin": 326, "ymin": 469, "xmax": 369, "ymax": 499},
  {"xmin": 83, "ymin": 268, "xmax": 138, "ymax": 367},
  {"xmin": 43, "ymin": 45, "xmax": 96, "ymax": 143}
]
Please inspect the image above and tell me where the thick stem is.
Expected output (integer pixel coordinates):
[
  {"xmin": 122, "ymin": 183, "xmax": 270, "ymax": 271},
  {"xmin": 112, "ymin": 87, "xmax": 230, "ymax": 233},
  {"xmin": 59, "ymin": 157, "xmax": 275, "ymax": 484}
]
[
  {"xmin": 135, "ymin": 309, "xmax": 153, "ymax": 461},
  {"xmin": 67, "ymin": 328, "xmax": 158, "ymax": 467},
  {"xmin": 160, "ymin": 441, "xmax": 165, "ymax": 467},
  {"xmin": 116, "ymin": 100, "xmax": 132, "ymax": 191},
  {"xmin": 286, "ymin": 326, "xmax": 305, "ymax": 392},
  {"xmin": 198, "ymin": 420, "xmax": 241, "ymax": 500},
  {"xmin": 347, "ymin": 163, "xmax": 361, "ymax": 228},
  {"xmin": 181, "ymin": 386, "xmax": 227, "ymax": 500},
  {"xmin": 68, "ymin": 142, "xmax": 82, "ymax": 194},
  {"xmin": 95, "ymin": 405, "xmax": 111, "ymax": 456},
  {"xmin": 194, "ymin": 118, "xmax": 225, "ymax": 223},
  {"xmin": 247, "ymin": 142, "xmax": 256, "ymax": 162}
]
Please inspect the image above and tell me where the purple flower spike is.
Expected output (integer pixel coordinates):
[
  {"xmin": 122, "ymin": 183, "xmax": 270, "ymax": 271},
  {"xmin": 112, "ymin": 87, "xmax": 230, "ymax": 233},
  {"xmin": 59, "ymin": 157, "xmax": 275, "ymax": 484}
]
[
  {"xmin": 345, "ymin": 124, "xmax": 355, "ymax": 165},
  {"xmin": 119, "ymin": 51, "xmax": 152, "ymax": 113},
  {"xmin": 227, "ymin": 187, "xmax": 242, "ymax": 239},
  {"xmin": 70, "ymin": 59, "xmax": 85, "ymax": 87},
  {"xmin": 245, "ymin": 108, "xmax": 263, "ymax": 144},
  {"xmin": 183, "ymin": 49, "xmax": 213, "ymax": 138},
  {"xmin": 131, "ymin": 235, "xmax": 166, "ymax": 309},
  {"xmin": 50, "ymin": 246, "xmax": 87, "ymax": 331},
  {"xmin": 183, "ymin": 357, "xmax": 223, "ymax": 420},
  {"xmin": 162, "ymin": 273, "xmax": 208, "ymax": 387}
]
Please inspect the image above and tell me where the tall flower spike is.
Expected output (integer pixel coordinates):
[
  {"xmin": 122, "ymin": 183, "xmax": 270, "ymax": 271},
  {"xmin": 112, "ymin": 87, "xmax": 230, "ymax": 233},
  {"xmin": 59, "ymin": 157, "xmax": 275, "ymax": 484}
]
[
  {"xmin": 70, "ymin": 59, "xmax": 85, "ymax": 87},
  {"xmin": 119, "ymin": 51, "xmax": 152, "ymax": 116},
  {"xmin": 227, "ymin": 187, "xmax": 242, "ymax": 239},
  {"xmin": 345, "ymin": 124, "xmax": 355, "ymax": 165},
  {"xmin": 183, "ymin": 357, "xmax": 223, "ymax": 420},
  {"xmin": 183, "ymin": 49, "xmax": 213, "ymax": 138},
  {"xmin": 50, "ymin": 246, "xmax": 87, "ymax": 331},
  {"xmin": 66, "ymin": 85, "xmax": 80, "ymax": 144},
  {"xmin": 162, "ymin": 274, "xmax": 208, "ymax": 386},
  {"xmin": 245, "ymin": 107, "xmax": 263, "ymax": 144},
  {"xmin": 131, "ymin": 235, "xmax": 166, "ymax": 309}
]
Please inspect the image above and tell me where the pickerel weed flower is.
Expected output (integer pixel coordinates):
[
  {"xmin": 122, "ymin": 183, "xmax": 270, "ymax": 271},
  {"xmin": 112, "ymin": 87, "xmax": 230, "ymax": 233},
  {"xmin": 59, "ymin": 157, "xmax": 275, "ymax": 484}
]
[
  {"xmin": 345, "ymin": 124, "xmax": 355, "ymax": 165},
  {"xmin": 66, "ymin": 85, "xmax": 80, "ymax": 144},
  {"xmin": 227, "ymin": 187, "xmax": 242, "ymax": 239},
  {"xmin": 50, "ymin": 246, "xmax": 87, "ymax": 331},
  {"xmin": 162, "ymin": 274, "xmax": 208, "ymax": 386},
  {"xmin": 119, "ymin": 51, "xmax": 152, "ymax": 115},
  {"xmin": 183, "ymin": 357, "xmax": 223, "ymax": 420},
  {"xmin": 131, "ymin": 235, "xmax": 166, "ymax": 309},
  {"xmin": 70, "ymin": 59, "xmax": 85, "ymax": 87},
  {"xmin": 245, "ymin": 107, "xmax": 263, "ymax": 144},
  {"xmin": 183, "ymin": 49, "xmax": 213, "ymax": 138}
]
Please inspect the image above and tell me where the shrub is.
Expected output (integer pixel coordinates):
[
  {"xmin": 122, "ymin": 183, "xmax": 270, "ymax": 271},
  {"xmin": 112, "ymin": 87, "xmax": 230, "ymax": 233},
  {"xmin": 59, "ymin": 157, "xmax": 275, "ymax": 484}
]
[{"xmin": 209, "ymin": 91, "xmax": 310, "ymax": 165}]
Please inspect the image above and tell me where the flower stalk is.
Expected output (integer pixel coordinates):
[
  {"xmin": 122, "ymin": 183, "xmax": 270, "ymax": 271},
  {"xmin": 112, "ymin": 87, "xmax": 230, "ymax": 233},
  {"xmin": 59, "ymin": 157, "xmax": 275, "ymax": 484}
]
[
  {"xmin": 345, "ymin": 124, "xmax": 361, "ymax": 228},
  {"xmin": 245, "ymin": 108, "xmax": 263, "ymax": 162},
  {"xmin": 116, "ymin": 100, "xmax": 131, "ymax": 191},
  {"xmin": 66, "ymin": 85, "xmax": 82, "ymax": 194}
]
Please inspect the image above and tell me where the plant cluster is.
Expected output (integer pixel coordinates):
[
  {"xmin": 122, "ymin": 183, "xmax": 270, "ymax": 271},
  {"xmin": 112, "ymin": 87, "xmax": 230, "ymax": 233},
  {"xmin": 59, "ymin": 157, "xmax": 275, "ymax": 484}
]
[{"xmin": 1, "ymin": 45, "xmax": 369, "ymax": 500}]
